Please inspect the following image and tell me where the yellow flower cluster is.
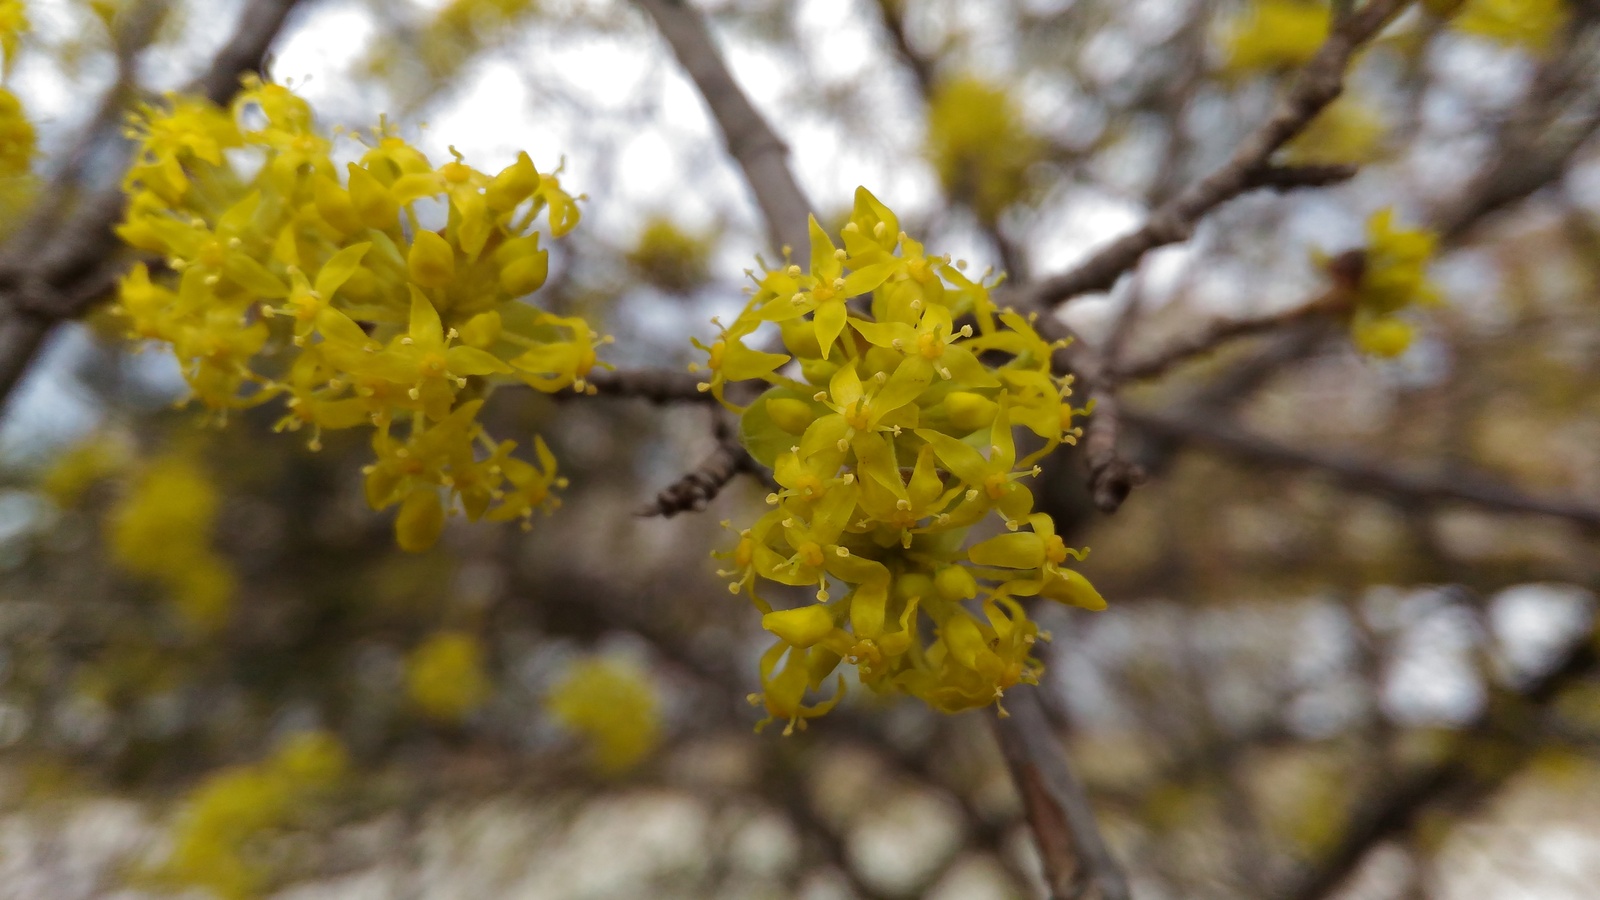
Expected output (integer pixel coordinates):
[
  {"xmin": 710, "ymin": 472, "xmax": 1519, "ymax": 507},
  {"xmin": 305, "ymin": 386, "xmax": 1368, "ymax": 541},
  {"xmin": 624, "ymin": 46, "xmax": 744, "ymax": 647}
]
[
  {"xmin": 544, "ymin": 656, "xmax": 663, "ymax": 774},
  {"xmin": 0, "ymin": 0, "xmax": 26, "ymax": 78},
  {"xmin": 626, "ymin": 216, "xmax": 713, "ymax": 294},
  {"xmin": 702, "ymin": 188, "xmax": 1104, "ymax": 733},
  {"xmin": 1432, "ymin": 0, "xmax": 1567, "ymax": 52},
  {"xmin": 1346, "ymin": 208, "xmax": 1440, "ymax": 357},
  {"xmin": 405, "ymin": 630, "xmax": 492, "ymax": 721},
  {"xmin": 1221, "ymin": 0, "xmax": 1329, "ymax": 73},
  {"xmin": 112, "ymin": 79, "xmax": 600, "ymax": 552},
  {"xmin": 40, "ymin": 433, "xmax": 130, "ymax": 505},
  {"xmin": 925, "ymin": 77, "xmax": 1040, "ymax": 223},
  {"xmin": 155, "ymin": 731, "xmax": 346, "ymax": 900},
  {"xmin": 107, "ymin": 453, "xmax": 236, "ymax": 631},
  {"xmin": 0, "ymin": 0, "xmax": 32, "ymax": 188},
  {"xmin": 1283, "ymin": 97, "xmax": 1386, "ymax": 165}
]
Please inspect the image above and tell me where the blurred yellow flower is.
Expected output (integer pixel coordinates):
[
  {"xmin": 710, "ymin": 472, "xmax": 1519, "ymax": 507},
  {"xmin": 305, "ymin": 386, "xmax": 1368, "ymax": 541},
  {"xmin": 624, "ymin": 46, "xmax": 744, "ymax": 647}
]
[
  {"xmin": 1222, "ymin": 0, "xmax": 1330, "ymax": 73},
  {"xmin": 926, "ymin": 77, "xmax": 1040, "ymax": 222},
  {"xmin": 157, "ymin": 731, "xmax": 346, "ymax": 900},
  {"xmin": 1283, "ymin": 97, "xmax": 1386, "ymax": 165},
  {"xmin": 626, "ymin": 216, "xmax": 713, "ymax": 293},
  {"xmin": 40, "ymin": 435, "xmax": 130, "ymax": 505},
  {"xmin": 545, "ymin": 657, "xmax": 662, "ymax": 774},
  {"xmin": 1449, "ymin": 0, "xmax": 1567, "ymax": 52},
  {"xmin": 405, "ymin": 630, "xmax": 492, "ymax": 720},
  {"xmin": 107, "ymin": 454, "xmax": 237, "ymax": 631},
  {"xmin": 1332, "ymin": 208, "xmax": 1440, "ymax": 358},
  {"xmin": 0, "ymin": 87, "xmax": 33, "ymax": 176}
]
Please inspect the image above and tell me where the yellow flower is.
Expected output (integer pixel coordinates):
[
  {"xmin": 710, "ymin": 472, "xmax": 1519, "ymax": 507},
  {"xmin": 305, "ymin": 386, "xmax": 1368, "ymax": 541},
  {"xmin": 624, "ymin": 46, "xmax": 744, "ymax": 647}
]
[
  {"xmin": 0, "ymin": 87, "xmax": 33, "ymax": 177},
  {"xmin": 968, "ymin": 512, "xmax": 1106, "ymax": 610},
  {"xmin": 1283, "ymin": 97, "xmax": 1387, "ymax": 165},
  {"xmin": 754, "ymin": 216, "xmax": 897, "ymax": 358},
  {"xmin": 0, "ymin": 0, "xmax": 27, "ymax": 77},
  {"xmin": 545, "ymin": 657, "xmax": 663, "ymax": 773},
  {"xmin": 925, "ymin": 78, "xmax": 1040, "ymax": 222},
  {"xmin": 690, "ymin": 314, "xmax": 791, "ymax": 410},
  {"xmin": 113, "ymin": 81, "xmax": 595, "ymax": 555},
  {"xmin": 710, "ymin": 188, "xmax": 1102, "ymax": 724},
  {"xmin": 627, "ymin": 216, "xmax": 712, "ymax": 293},
  {"xmin": 107, "ymin": 454, "xmax": 236, "ymax": 631},
  {"xmin": 1222, "ymin": 0, "xmax": 1330, "ymax": 73},
  {"xmin": 1449, "ymin": 0, "xmax": 1566, "ymax": 52},
  {"xmin": 405, "ymin": 631, "xmax": 492, "ymax": 721},
  {"xmin": 157, "ymin": 731, "xmax": 346, "ymax": 900},
  {"xmin": 1339, "ymin": 207, "xmax": 1439, "ymax": 357}
]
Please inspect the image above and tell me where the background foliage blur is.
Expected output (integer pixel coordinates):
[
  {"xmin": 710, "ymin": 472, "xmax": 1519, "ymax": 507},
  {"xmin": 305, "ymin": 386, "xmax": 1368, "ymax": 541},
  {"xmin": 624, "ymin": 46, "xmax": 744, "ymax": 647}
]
[{"xmin": 2, "ymin": 0, "xmax": 1600, "ymax": 898}]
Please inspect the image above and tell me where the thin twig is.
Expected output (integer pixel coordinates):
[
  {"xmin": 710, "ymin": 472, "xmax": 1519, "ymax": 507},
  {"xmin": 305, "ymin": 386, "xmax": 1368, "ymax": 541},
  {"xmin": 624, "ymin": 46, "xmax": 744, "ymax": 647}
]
[
  {"xmin": 1124, "ymin": 407, "xmax": 1600, "ymax": 529},
  {"xmin": 584, "ymin": 367, "xmax": 716, "ymax": 405},
  {"xmin": 991, "ymin": 690, "xmax": 1130, "ymax": 900},
  {"xmin": 1275, "ymin": 632, "xmax": 1599, "ymax": 900},
  {"xmin": 1112, "ymin": 283, "xmax": 1350, "ymax": 382},
  {"xmin": 636, "ymin": 411, "xmax": 757, "ymax": 517},
  {"xmin": 634, "ymin": 0, "xmax": 814, "ymax": 259},
  {"xmin": 1018, "ymin": 0, "xmax": 1409, "ymax": 311}
]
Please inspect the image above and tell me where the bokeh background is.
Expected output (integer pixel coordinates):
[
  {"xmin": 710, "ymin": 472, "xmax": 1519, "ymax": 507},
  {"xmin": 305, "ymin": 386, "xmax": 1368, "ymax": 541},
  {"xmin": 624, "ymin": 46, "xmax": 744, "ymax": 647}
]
[{"xmin": 2, "ymin": 0, "xmax": 1600, "ymax": 898}]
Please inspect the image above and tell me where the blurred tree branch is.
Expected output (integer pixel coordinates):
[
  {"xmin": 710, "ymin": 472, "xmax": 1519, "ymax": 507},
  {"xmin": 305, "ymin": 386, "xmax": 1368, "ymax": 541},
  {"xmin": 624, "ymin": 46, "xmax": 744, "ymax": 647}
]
[
  {"xmin": 1124, "ymin": 406, "xmax": 1600, "ymax": 529},
  {"xmin": 1017, "ymin": 0, "xmax": 1412, "ymax": 313},
  {"xmin": 634, "ymin": 0, "xmax": 813, "ymax": 260},
  {"xmin": 992, "ymin": 690, "xmax": 1130, "ymax": 900},
  {"xmin": 1277, "ymin": 630, "xmax": 1600, "ymax": 900}
]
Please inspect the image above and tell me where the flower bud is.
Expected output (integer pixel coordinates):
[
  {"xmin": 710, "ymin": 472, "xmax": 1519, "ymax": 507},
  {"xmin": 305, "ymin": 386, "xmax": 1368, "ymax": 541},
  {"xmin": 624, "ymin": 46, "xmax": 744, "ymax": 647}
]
[
  {"xmin": 408, "ymin": 230, "xmax": 457, "ymax": 289},
  {"xmin": 799, "ymin": 358, "xmax": 838, "ymax": 386},
  {"xmin": 944, "ymin": 391, "xmax": 998, "ymax": 431},
  {"xmin": 935, "ymin": 565, "xmax": 977, "ymax": 601},
  {"xmin": 894, "ymin": 572, "xmax": 934, "ymax": 603},
  {"xmin": 1040, "ymin": 568, "xmax": 1106, "ymax": 611},
  {"xmin": 395, "ymin": 488, "xmax": 445, "ymax": 552},
  {"xmin": 1353, "ymin": 316, "xmax": 1412, "ymax": 357},
  {"xmin": 766, "ymin": 397, "xmax": 815, "ymax": 435},
  {"xmin": 779, "ymin": 316, "xmax": 823, "ymax": 359},
  {"xmin": 459, "ymin": 311, "xmax": 502, "ymax": 349},
  {"xmin": 495, "ymin": 234, "xmax": 548, "ymax": 296},
  {"xmin": 762, "ymin": 605, "xmax": 836, "ymax": 648}
]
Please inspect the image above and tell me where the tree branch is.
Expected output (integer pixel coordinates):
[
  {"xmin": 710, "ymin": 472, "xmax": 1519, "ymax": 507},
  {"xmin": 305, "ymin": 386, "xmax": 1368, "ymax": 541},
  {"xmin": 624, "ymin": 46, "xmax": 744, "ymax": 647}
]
[
  {"xmin": 1275, "ymin": 632, "xmax": 1599, "ymax": 900},
  {"xmin": 584, "ymin": 367, "xmax": 715, "ymax": 405},
  {"xmin": 1125, "ymin": 406, "xmax": 1600, "ymax": 529},
  {"xmin": 991, "ymin": 690, "xmax": 1130, "ymax": 900},
  {"xmin": 636, "ymin": 411, "xmax": 758, "ymax": 517},
  {"xmin": 1019, "ymin": 0, "xmax": 1408, "ymax": 311},
  {"xmin": 634, "ymin": 0, "xmax": 814, "ymax": 259}
]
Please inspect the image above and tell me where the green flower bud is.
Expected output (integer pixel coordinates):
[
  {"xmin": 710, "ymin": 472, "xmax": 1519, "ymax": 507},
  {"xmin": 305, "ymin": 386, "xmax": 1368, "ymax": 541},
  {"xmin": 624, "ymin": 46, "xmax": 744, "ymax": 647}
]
[
  {"xmin": 459, "ymin": 311, "xmax": 502, "ymax": 349},
  {"xmin": 766, "ymin": 397, "xmax": 815, "ymax": 435},
  {"xmin": 894, "ymin": 572, "xmax": 934, "ymax": 603},
  {"xmin": 495, "ymin": 234, "xmax": 548, "ymax": 296},
  {"xmin": 779, "ymin": 316, "xmax": 823, "ymax": 359},
  {"xmin": 944, "ymin": 391, "xmax": 998, "ymax": 431},
  {"xmin": 935, "ymin": 565, "xmax": 977, "ymax": 601},
  {"xmin": 800, "ymin": 357, "xmax": 838, "ymax": 386}
]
